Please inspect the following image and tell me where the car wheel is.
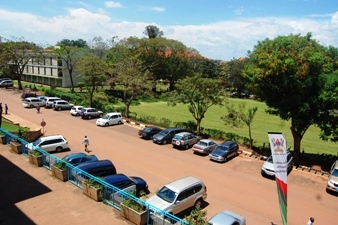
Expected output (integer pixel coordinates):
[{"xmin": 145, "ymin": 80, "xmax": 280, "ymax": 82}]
[
  {"xmin": 223, "ymin": 157, "xmax": 227, "ymax": 163},
  {"xmin": 58, "ymin": 107, "xmax": 62, "ymax": 111},
  {"xmin": 194, "ymin": 198, "xmax": 203, "ymax": 210},
  {"xmin": 105, "ymin": 122, "xmax": 109, "ymax": 127},
  {"xmin": 30, "ymin": 104, "xmax": 34, "ymax": 108},
  {"xmin": 76, "ymin": 113, "xmax": 79, "ymax": 116},
  {"xmin": 118, "ymin": 120, "xmax": 122, "ymax": 125},
  {"xmin": 162, "ymin": 140, "xmax": 167, "ymax": 145},
  {"xmin": 185, "ymin": 144, "xmax": 189, "ymax": 150},
  {"xmin": 88, "ymin": 115, "xmax": 92, "ymax": 119},
  {"xmin": 99, "ymin": 114, "xmax": 103, "ymax": 118},
  {"xmin": 56, "ymin": 147, "xmax": 63, "ymax": 153},
  {"xmin": 138, "ymin": 189, "xmax": 146, "ymax": 197}
]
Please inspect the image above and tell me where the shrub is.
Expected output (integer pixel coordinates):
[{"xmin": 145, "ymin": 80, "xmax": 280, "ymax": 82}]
[
  {"xmin": 28, "ymin": 150, "xmax": 42, "ymax": 157},
  {"xmin": 53, "ymin": 161, "xmax": 67, "ymax": 170},
  {"xmin": 157, "ymin": 118, "xmax": 172, "ymax": 128}
]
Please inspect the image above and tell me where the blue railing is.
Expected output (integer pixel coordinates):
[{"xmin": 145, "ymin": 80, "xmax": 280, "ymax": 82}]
[{"xmin": 0, "ymin": 128, "xmax": 189, "ymax": 225}]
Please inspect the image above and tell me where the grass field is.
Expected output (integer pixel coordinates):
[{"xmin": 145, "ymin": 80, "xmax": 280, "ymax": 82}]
[
  {"xmin": 1, "ymin": 118, "xmax": 20, "ymax": 132},
  {"xmin": 130, "ymin": 98, "xmax": 338, "ymax": 156}
]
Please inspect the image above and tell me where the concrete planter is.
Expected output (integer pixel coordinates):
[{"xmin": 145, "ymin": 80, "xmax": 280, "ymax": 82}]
[
  {"xmin": 0, "ymin": 136, "xmax": 6, "ymax": 145},
  {"xmin": 82, "ymin": 182, "xmax": 102, "ymax": 201},
  {"xmin": 51, "ymin": 164, "xmax": 68, "ymax": 181},
  {"xmin": 29, "ymin": 154, "xmax": 43, "ymax": 167},
  {"xmin": 10, "ymin": 141, "xmax": 22, "ymax": 154},
  {"xmin": 120, "ymin": 202, "xmax": 147, "ymax": 225}
]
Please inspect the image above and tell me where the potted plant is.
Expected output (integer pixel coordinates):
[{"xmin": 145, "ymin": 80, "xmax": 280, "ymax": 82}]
[
  {"xmin": 51, "ymin": 161, "xmax": 68, "ymax": 181},
  {"xmin": 120, "ymin": 192, "xmax": 148, "ymax": 225},
  {"xmin": 82, "ymin": 178, "xmax": 102, "ymax": 202},
  {"xmin": 28, "ymin": 150, "xmax": 43, "ymax": 167},
  {"xmin": 0, "ymin": 131, "xmax": 6, "ymax": 145},
  {"xmin": 10, "ymin": 127, "xmax": 28, "ymax": 154}
]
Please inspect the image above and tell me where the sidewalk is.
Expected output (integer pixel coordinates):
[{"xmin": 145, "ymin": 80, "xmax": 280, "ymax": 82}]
[
  {"xmin": 3, "ymin": 113, "xmax": 41, "ymax": 131},
  {"xmin": 0, "ymin": 144, "xmax": 128, "ymax": 225}
]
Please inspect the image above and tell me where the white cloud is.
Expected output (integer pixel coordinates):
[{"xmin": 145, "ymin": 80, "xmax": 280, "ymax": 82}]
[
  {"xmin": 150, "ymin": 7, "xmax": 165, "ymax": 12},
  {"xmin": 105, "ymin": 1, "xmax": 123, "ymax": 8},
  {"xmin": 0, "ymin": 8, "xmax": 337, "ymax": 60}
]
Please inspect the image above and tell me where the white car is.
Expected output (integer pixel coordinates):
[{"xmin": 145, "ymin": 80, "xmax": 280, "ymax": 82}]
[
  {"xmin": 261, "ymin": 151, "xmax": 293, "ymax": 177},
  {"xmin": 208, "ymin": 210, "xmax": 246, "ymax": 225},
  {"xmin": 70, "ymin": 106, "xmax": 84, "ymax": 116},
  {"xmin": 326, "ymin": 160, "xmax": 338, "ymax": 193},
  {"xmin": 96, "ymin": 112, "xmax": 123, "ymax": 127},
  {"xmin": 25, "ymin": 135, "xmax": 69, "ymax": 153}
]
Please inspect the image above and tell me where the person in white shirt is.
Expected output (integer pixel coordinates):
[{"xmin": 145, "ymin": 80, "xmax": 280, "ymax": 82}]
[{"xmin": 307, "ymin": 217, "xmax": 314, "ymax": 225}]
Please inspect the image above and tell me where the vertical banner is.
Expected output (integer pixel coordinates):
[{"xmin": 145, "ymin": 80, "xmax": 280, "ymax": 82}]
[{"xmin": 268, "ymin": 132, "xmax": 288, "ymax": 225}]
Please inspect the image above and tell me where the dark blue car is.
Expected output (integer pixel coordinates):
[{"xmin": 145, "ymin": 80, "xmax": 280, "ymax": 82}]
[
  {"xmin": 209, "ymin": 141, "xmax": 239, "ymax": 163},
  {"xmin": 62, "ymin": 152, "xmax": 99, "ymax": 166},
  {"xmin": 101, "ymin": 173, "xmax": 149, "ymax": 197}
]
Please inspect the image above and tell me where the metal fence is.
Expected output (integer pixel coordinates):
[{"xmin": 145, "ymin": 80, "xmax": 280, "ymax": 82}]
[{"xmin": 0, "ymin": 128, "xmax": 189, "ymax": 225}]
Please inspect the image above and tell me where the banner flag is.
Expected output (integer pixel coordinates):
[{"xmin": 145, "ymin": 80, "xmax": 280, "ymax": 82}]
[{"xmin": 268, "ymin": 132, "xmax": 288, "ymax": 225}]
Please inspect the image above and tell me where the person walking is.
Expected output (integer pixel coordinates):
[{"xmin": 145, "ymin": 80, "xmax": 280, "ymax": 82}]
[
  {"xmin": 36, "ymin": 103, "xmax": 40, "ymax": 113},
  {"xmin": 307, "ymin": 217, "xmax": 314, "ymax": 225},
  {"xmin": 82, "ymin": 135, "xmax": 90, "ymax": 153},
  {"xmin": 5, "ymin": 103, "xmax": 8, "ymax": 115}
]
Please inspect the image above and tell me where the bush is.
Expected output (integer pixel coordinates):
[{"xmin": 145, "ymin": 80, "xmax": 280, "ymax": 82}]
[{"xmin": 53, "ymin": 161, "xmax": 67, "ymax": 170}]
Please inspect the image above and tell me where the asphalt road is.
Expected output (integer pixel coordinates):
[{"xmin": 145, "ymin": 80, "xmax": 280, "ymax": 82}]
[{"xmin": 1, "ymin": 88, "xmax": 337, "ymax": 225}]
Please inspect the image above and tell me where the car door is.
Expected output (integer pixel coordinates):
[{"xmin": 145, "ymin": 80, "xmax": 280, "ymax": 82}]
[
  {"xmin": 109, "ymin": 115, "xmax": 118, "ymax": 125},
  {"xmin": 38, "ymin": 140, "xmax": 53, "ymax": 152}
]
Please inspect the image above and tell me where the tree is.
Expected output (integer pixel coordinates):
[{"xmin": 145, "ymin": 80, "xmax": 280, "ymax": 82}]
[
  {"xmin": 0, "ymin": 40, "xmax": 42, "ymax": 90},
  {"xmin": 76, "ymin": 55, "xmax": 108, "ymax": 107},
  {"xmin": 143, "ymin": 25, "xmax": 163, "ymax": 39},
  {"xmin": 221, "ymin": 102, "xmax": 258, "ymax": 149},
  {"xmin": 56, "ymin": 39, "xmax": 88, "ymax": 48},
  {"xmin": 168, "ymin": 73, "xmax": 226, "ymax": 135},
  {"xmin": 227, "ymin": 57, "xmax": 248, "ymax": 95},
  {"xmin": 111, "ymin": 56, "xmax": 153, "ymax": 118},
  {"xmin": 244, "ymin": 33, "xmax": 333, "ymax": 160},
  {"xmin": 54, "ymin": 45, "xmax": 84, "ymax": 92}
]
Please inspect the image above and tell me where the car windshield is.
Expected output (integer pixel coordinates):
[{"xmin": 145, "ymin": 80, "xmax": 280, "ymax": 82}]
[
  {"xmin": 102, "ymin": 114, "xmax": 110, "ymax": 119},
  {"xmin": 216, "ymin": 145, "xmax": 229, "ymax": 152},
  {"xmin": 156, "ymin": 186, "xmax": 177, "ymax": 203},
  {"xmin": 331, "ymin": 168, "xmax": 338, "ymax": 177},
  {"xmin": 267, "ymin": 156, "xmax": 273, "ymax": 163},
  {"xmin": 159, "ymin": 130, "xmax": 170, "ymax": 135},
  {"xmin": 198, "ymin": 141, "xmax": 208, "ymax": 146},
  {"xmin": 33, "ymin": 139, "xmax": 42, "ymax": 146},
  {"xmin": 144, "ymin": 127, "xmax": 153, "ymax": 132}
]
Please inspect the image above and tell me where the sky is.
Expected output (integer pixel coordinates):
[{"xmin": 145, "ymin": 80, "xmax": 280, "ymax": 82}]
[{"xmin": 0, "ymin": 0, "xmax": 338, "ymax": 61}]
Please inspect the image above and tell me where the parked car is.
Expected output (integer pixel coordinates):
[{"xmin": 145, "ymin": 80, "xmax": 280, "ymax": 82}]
[
  {"xmin": 44, "ymin": 97, "xmax": 62, "ymax": 108},
  {"xmin": 146, "ymin": 176, "xmax": 207, "ymax": 215},
  {"xmin": 153, "ymin": 128, "xmax": 185, "ymax": 145},
  {"xmin": 102, "ymin": 173, "xmax": 149, "ymax": 198},
  {"xmin": 138, "ymin": 126, "xmax": 162, "ymax": 140},
  {"xmin": 70, "ymin": 106, "xmax": 84, "ymax": 116},
  {"xmin": 21, "ymin": 92, "xmax": 37, "ymax": 99},
  {"xmin": 192, "ymin": 139, "xmax": 219, "ymax": 155},
  {"xmin": 81, "ymin": 108, "xmax": 103, "ymax": 119},
  {"xmin": 96, "ymin": 112, "xmax": 123, "ymax": 127},
  {"xmin": 52, "ymin": 100, "xmax": 74, "ymax": 111},
  {"xmin": 209, "ymin": 140, "xmax": 239, "ymax": 163},
  {"xmin": 26, "ymin": 135, "xmax": 69, "ymax": 153},
  {"xmin": 62, "ymin": 152, "xmax": 98, "ymax": 166},
  {"xmin": 71, "ymin": 160, "xmax": 117, "ymax": 183},
  {"xmin": 37, "ymin": 96, "xmax": 47, "ymax": 102},
  {"xmin": 22, "ymin": 97, "xmax": 45, "ymax": 108},
  {"xmin": 0, "ymin": 80, "xmax": 14, "ymax": 88},
  {"xmin": 171, "ymin": 132, "xmax": 200, "ymax": 150},
  {"xmin": 0, "ymin": 77, "xmax": 12, "ymax": 82},
  {"xmin": 208, "ymin": 210, "xmax": 246, "ymax": 225},
  {"xmin": 327, "ymin": 160, "xmax": 338, "ymax": 193},
  {"xmin": 261, "ymin": 151, "xmax": 293, "ymax": 177}
]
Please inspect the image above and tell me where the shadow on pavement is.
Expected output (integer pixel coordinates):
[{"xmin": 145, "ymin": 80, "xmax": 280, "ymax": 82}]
[{"xmin": 0, "ymin": 155, "xmax": 52, "ymax": 225}]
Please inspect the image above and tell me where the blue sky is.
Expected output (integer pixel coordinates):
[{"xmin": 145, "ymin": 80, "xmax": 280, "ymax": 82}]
[{"xmin": 0, "ymin": 0, "xmax": 337, "ymax": 60}]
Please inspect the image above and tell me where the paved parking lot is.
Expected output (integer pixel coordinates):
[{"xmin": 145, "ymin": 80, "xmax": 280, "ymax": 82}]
[{"xmin": 1, "ymin": 88, "xmax": 337, "ymax": 225}]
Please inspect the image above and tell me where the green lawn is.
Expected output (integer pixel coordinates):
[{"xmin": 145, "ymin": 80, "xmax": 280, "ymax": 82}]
[
  {"xmin": 130, "ymin": 99, "xmax": 338, "ymax": 156},
  {"xmin": 1, "ymin": 118, "xmax": 20, "ymax": 132}
]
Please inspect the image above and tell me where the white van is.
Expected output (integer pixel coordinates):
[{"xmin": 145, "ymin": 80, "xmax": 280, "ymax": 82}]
[
  {"xmin": 96, "ymin": 112, "xmax": 123, "ymax": 127},
  {"xmin": 26, "ymin": 135, "xmax": 69, "ymax": 153}
]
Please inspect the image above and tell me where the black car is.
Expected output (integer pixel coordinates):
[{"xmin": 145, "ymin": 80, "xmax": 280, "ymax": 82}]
[
  {"xmin": 21, "ymin": 92, "xmax": 37, "ymax": 99},
  {"xmin": 153, "ymin": 127, "xmax": 185, "ymax": 145},
  {"xmin": 138, "ymin": 126, "xmax": 162, "ymax": 140},
  {"xmin": 209, "ymin": 140, "xmax": 239, "ymax": 163}
]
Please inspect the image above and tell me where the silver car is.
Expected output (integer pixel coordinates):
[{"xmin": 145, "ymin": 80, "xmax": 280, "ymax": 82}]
[
  {"xmin": 208, "ymin": 210, "xmax": 246, "ymax": 225},
  {"xmin": 146, "ymin": 176, "xmax": 207, "ymax": 215},
  {"xmin": 326, "ymin": 160, "xmax": 338, "ymax": 193},
  {"xmin": 192, "ymin": 139, "xmax": 218, "ymax": 155},
  {"xmin": 70, "ymin": 106, "xmax": 84, "ymax": 116},
  {"xmin": 171, "ymin": 132, "xmax": 200, "ymax": 150}
]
